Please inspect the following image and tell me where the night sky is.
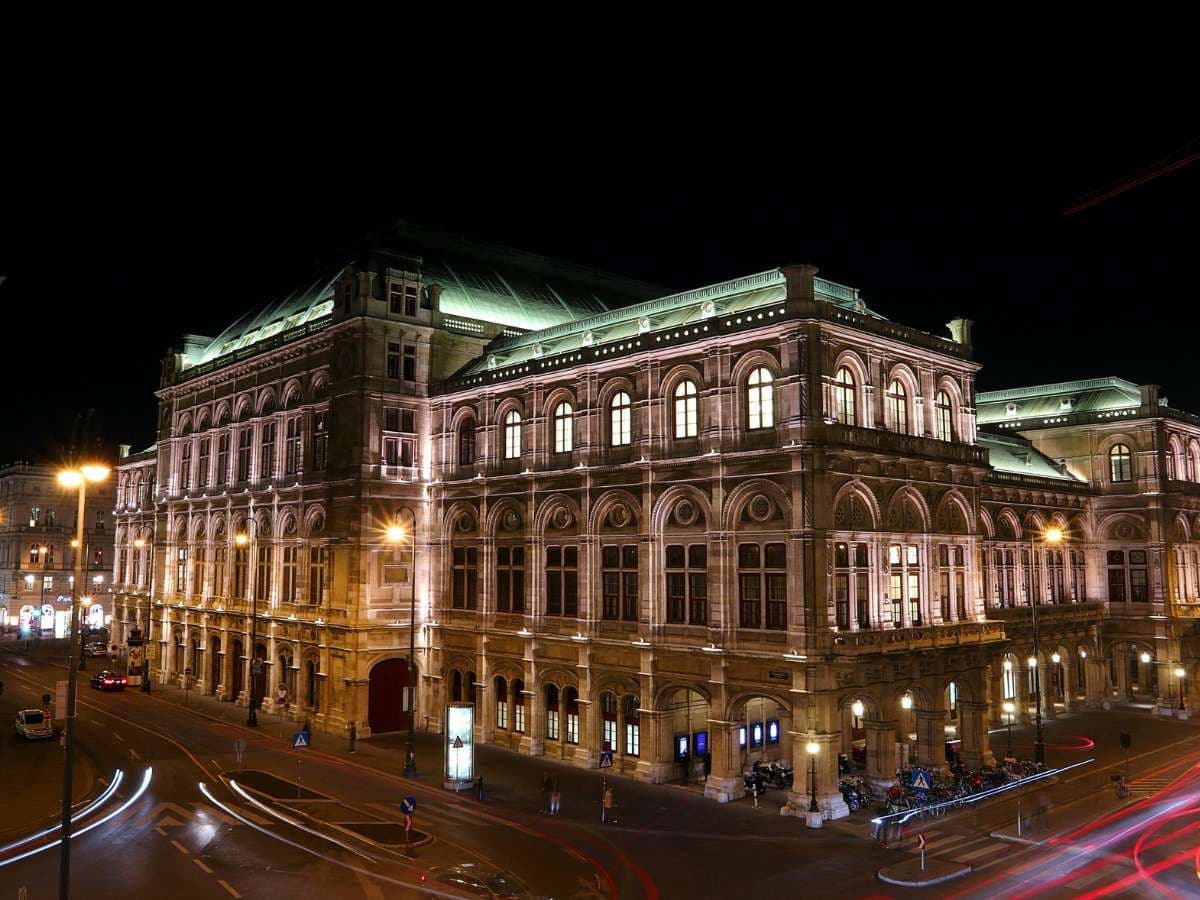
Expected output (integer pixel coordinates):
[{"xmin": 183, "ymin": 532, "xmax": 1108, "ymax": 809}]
[{"xmin": 3, "ymin": 56, "xmax": 1196, "ymax": 464}]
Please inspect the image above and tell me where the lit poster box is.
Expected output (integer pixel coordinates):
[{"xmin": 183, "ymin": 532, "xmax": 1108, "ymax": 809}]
[{"xmin": 444, "ymin": 702, "xmax": 475, "ymax": 790}]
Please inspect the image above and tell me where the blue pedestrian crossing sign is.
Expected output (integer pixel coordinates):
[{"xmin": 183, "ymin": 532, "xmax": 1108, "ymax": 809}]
[
  {"xmin": 401, "ymin": 796, "xmax": 416, "ymax": 814},
  {"xmin": 292, "ymin": 731, "xmax": 309, "ymax": 749},
  {"xmin": 911, "ymin": 768, "xmax": 931, "ymax": 791},
  {"xmin": 599, "ymin": 750, "xmax": 614, "ymax": 768}
]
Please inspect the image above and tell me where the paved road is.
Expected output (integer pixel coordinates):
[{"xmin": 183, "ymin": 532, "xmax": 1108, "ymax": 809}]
[{"xmin": 6, "ymin": 638, "xmax": 1200, "ymax": 898}]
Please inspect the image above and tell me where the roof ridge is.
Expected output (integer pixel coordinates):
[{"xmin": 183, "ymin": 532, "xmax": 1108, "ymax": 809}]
[{"xmin": 977, "ymin": 376, "xmax": 1139, "ymax": 402}]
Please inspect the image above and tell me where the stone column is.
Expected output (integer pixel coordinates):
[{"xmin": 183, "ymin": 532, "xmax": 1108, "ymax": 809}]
[
  {"xmin": 703, "ymin": 721, "xmax": 743, "ymax": 802},
  {"xmin": 957, "ymin": 700, "xmax": 994, "ymax": 769},
  {"xmin": 864, "ymin": 719, "xmax": 898, "ymax": 790},
  {"xmin": 1115, "ymin": 648, "xmax": 1130, "ymax": 700},
  {"xmin": 987, "ymin": 662, "xmax": 1006, "ymax": 728}
]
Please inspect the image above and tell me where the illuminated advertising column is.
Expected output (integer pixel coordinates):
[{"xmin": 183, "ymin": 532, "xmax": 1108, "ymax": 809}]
[
  {"xmin": 127, "ymin": 633, "xmax": 145, "ymax": 686},
  {"xmin": 444, "ymin": 702, "xmax": 475, "ymax": 791}
]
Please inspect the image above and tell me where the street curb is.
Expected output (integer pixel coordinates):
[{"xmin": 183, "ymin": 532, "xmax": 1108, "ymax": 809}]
[
  {"xmin": 990, "ymin": 831, "xmax": 1043, "ymax": 846},
  {"xmin": 877, "ymin": 862, "xmax": 972, "ymax": 887}
]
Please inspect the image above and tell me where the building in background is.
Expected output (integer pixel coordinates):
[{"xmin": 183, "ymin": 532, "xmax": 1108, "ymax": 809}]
[
  {"xmin": 110, "ymin": 223, "xmax": 1199, "ymax": 819},
  {"xmin": 0, "ymin": 461, "xmax": 114, "ymax": 638}
]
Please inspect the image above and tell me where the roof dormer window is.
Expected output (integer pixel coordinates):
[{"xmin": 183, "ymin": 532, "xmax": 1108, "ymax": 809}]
[
  {"xmin": 1005, "ymin": 402, "xmax": 1018, "ymax": 417},
  {"xmin": 1059, "ymin": 397, "xmax": 1075, "ymax": 412}
]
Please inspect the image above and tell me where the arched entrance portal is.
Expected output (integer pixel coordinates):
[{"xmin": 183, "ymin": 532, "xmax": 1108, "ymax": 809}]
[
  {"xmin": 209, "ymin": 636, "xmax": 221, "ymax": 695},
  {"xmin": 231, "ymin": 639, "xmax": 244, "ymax": 700},
  {"xmin": 369, "ymin": 658, "xmax": 416, "ymax": 734}
]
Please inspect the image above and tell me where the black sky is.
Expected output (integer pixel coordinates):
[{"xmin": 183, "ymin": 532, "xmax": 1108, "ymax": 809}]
[{"xmin": 2, "ymin": 55, "xmax": 1197, "ymax": 463}]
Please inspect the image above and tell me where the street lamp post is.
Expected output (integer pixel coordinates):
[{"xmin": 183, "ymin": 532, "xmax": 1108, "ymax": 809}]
[
  {"xmin": 1175, "ymin": 666, "xmax": 1186, "ymax": 710},
  {"xmin": 236, "ymin": 532, "xmax": 259, "ymax": 727},
  {"xmin": 805, "ymin": 740, "xmax": 822, "ymax": 828},
  {"xmin": 38, "ymin": 546, "xmax": 48, "ymax": 639},
  {"xmin": 386, "ymin": 523, "xmax": 418, "ymax": 777},
  {"xmin": 134, "ymin": 536, "xmax": 156, "ymax": 693},
  {"xmin": 1028, "ymin": 526, "xmax": 1063, "ymax": 767},
  {"xmin": 56, "ymin": 463, "xmax": 109, "ymax": 900}
]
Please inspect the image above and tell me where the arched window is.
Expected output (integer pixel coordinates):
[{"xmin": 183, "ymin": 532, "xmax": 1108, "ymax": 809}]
[
  {"xmin": 451, "ymin": 670, "xmax": 463, "ymax": 702},
  {"xmin": 624, "ymin": 695, "xmax": 641, "ymax": 756},
  {"xmin": 305, "ymin": 659, "xmax": 318, "ymax": 709},
  {"xmin": 495, "ymin": 676, "xmax": 509, "ymax": 729},
  {"xmin": 564, "ymin": 686, "xmax": 580, "ymax": 744},
  {"xmin": 935, "ymin": 390, "xmax": 954, "ymax": 441},
  {"xmin": 458, "ymin": 420, "xmax": 476, "ymax": 466},
  {"xmin": 832, "ymin": 367, "xmax": 855, "ymax": 425},
  {"xmin": 610, "ymin": 392, "xmax": 632, "ymax": 446},
  {"xmin": 545, "ymin": 684, "xmax": 560, "ymax": 741},
  {"xmin": 504, "ymin": 411, "xmax": 522, "ymax": 459},
  {"xmin": 747, "ymin": 367, "xmax": 775, "ymax": 430},
  {"xmin": 512, "ymin": 678, "xmax": 526, "ymax": 733},
  {"xmin": 1110, "ymin": 444, "xmax": 1133, "ymax": 483},
  {"xmin": 601, "ymin": 692, "xmax": 618, "ymax": 751},
  {"xmin": 886, "ymin": 380, "xmax": 908, "ymax": 433},
  {"xmin": 674, "ymin": 380, "xmax": 698, "ymax": 439},
  {"xmin": 554, "ymin": 402, "xmax": 573, "ymax": 453}
]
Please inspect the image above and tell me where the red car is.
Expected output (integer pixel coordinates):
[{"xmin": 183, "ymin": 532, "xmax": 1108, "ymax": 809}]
[{"xmin": 91, "ymin": 671, "xmax": 127, "ymax": 691}]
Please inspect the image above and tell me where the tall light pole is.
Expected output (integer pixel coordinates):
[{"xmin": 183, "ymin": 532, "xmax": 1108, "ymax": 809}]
[
  {"xmin": 1028, "ymin": 526, "xmax": 1062, "ymax": 767},
  {"xmin": 1176, "ymin": 666, "xmax": 1186, "ymax": 710},
  {"xmin": 70, "ymin": 538, "xmax": 91, "ymax": 671},
  {"xmin": 1003, "ymin": 700, "xmax": 1015, "ymax": 759},
  {"xmin": 134, "ymin": 535, "xmax": 156, "ymax": 693},
  {"xmin": 236, "ymin": 531, "xmax": 258, "ymax": 727},
  {"xmin": 57, "ymin": 463, "xmax": 109, "ymax": 900},
  {"xmin": 386, "ymin": 522, "xmax": 418, "ymax": 776},
  {"xmin": 38, "ymin": 545, "xmax": 48, "ymax": 639}
]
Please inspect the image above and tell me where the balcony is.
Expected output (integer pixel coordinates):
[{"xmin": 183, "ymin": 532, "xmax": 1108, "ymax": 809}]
[
  {"xmin": 827, "ymin": 620, "xmax": 1005, "ymax": 655},
  {"xmin": 990, "ymin": 601, "xmax": 1107, "ymax": 630},
  {"xmin": 819, "ymin": 422, "xmax": 989, "ymax": 466}
]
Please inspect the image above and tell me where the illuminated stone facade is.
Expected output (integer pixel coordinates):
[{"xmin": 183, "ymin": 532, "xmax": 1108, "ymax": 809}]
[{"xmin": 111, "ymin": 226, "xmax": 1195, "ymax": 819}]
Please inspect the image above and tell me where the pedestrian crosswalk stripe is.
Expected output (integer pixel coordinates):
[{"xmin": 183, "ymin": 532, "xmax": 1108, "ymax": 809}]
[{"xmin": 955, "ymin": 842, "xmax": 1007, "ymax": 863}]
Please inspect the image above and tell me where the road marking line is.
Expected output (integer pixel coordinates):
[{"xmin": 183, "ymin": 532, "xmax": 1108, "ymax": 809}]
[
  {"xmin": 90, "ymin": 719, "xmax": 104, "ymax": 726},
  {"xmin": 130, "ymin": 749, "xmax": 141, "ymax": 761},
  {"xmin": 218, "ymin": 879, "xmax": 242, "ymax": 897},
  {"xmin": 171, "ymin": 840, "xmax": 189, "ymax": 855},
  {"xmin": 930, "ymin": 834, "xmax": 981, "ymax": 853},
  {"xmin": 192, "ymin": 858, "xmax": 213, "ymax": 874},
  {"xmin": 112, "ymin": 732, "xmax": 124, "ymax": 742},
  {"xmin": 956, "ymin": 842, "xmax": 1007, "ymax": 862},
  {"xmin": 155, "ymin": 827, "xmax": 167, "ymax": 836}
]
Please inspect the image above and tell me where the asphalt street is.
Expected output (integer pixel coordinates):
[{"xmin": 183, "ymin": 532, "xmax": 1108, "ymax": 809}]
[{"xmin": 4, "ymin": 638, "xmax": 1200, "ymax": 899}]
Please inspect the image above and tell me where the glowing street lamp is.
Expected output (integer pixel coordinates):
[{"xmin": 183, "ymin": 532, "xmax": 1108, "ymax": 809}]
[
  {"xmin": 1002, "ymin": 700, "xmax": 1016, "ymax": 759},
  {"xmin": 805, "ymin": 740, "xmax": 821, "ymax": 827},
  {"xmin": 55, "ymin": 462, "xmax": 108, "ymax": 900},
  {"xmin": 386, "ymin": 523, "xmax": 418, "ymax": 777},
  {"xmin": 1175, "ymin": 666, "xmax": 1186, "ymax": 710}
]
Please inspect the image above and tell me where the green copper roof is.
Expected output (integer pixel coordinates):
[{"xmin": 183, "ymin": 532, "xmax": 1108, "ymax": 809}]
[
  {"xmin": 978, "ymin": 432, "xmax": 1082, "ymax": 482},
  {"xmin": 976, "ymin": 377, "xmax": 1141, "ymax": 425},
  {"xmin": 458, "ymin": 269, "xmax": 882, "ymax": 375},
  {"xmin": 183, "ymin": 224, "xmax": 668, "ymax": 371}
]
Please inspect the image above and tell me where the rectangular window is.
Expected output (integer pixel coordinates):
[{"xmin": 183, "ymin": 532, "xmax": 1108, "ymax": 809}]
[
  {"xmin": 180, "ymin": 441, "xmax": 192, "ymax": 491},
  {"xmin": 197, "ymin": 438, "xmax": 210, "ymax": 488},
  {"xmin": 308, "ymin": 545, "xmax": 327, "ymax": 604},
  {"xmin": 401, "ymin": 409, "xmax": 415, "ymax": 433},
  {"xmin": 738, "ymin": 542, "xmax": 787, "ymax": 630},
  {"xmin": 833, "ymin": 542, "xmax": 871, "ymax": 629},
  {"xmin": 626, "ymin": 721, "xmax": 640, "ymax": 756},
  {"xmin": 233, "ymin": 546, "xmax": 248, "ymax": 599},
  {"xmin": 1129, "ymin": 550, "xmax": 1148, "ymax": 602},
  {"xmin": 282, "ymin": 546, "xmax": 298, "ymax": 603},
  {"xmin": 389, "ymin": 282, "xmax": 418, "ymax": 316},
  {"xmin": 890, "ymin": 543, "xmax": 921, "ymax": 626},
  {"xmin": 119, "ymin": 548, "xmax": 128, "ymax": 584},
  {"xmin": 665, "ymin": 544, "xmax": 707, "ymax": 625},
  {"xmin": 313, "ymin": 411, "xmax": 328, "ymax": 471},
  {"xmin": 385, "ymin": 408, "xmax": 399, "ymax": 432},
  {"xmin": 191, "ymin": 546, "xmax": 205, "ymax": 596},
  {"xmin": 451, "ymin": 547, "xmax": 479, "ymax": 609},
  {"xmin": 213, "ymin": 547, "xmax": 226, "ymax": 598},
  {"xmin": 400, "ymin": 439, "xmax": 415, "ymax": 467},
  {"xmin": 601, "ymin": 544, "xmax": 639, "ymax": 621},
  {"xmin": 545, "ymin": 545, "xmax": 579, "ymax": 617},
  {"xmin": 176, "ymin": 547, "xmax": 188, "ymax": 595},
  {"xmin": 1071, "ymin": 549, "xmax": 1086, "ymax": 601},
  {"xmin": 217, "ymin": 433, "xmax": 230, "ymax": 485},
  {"xmin": 547, "ymin": 709, "xmax": 559, "ymax": 741},
  {"xmin": 255, "ymin": 545, "xmax": 273, "ymax": 603},
  {"xmin": 259, "ymin": 422, "xmax": 276, "ymax": 480},
  {"xmin": 1107, "ymin": 550, "xmax": 1128, "ymax": 602},
  {"xmin": 566, "ymin": 707, "xmax": 579, "ymax": 744},
  {"xmin": 387, "ymin": 342, "xmax": 401, "ymax": 379},
  {"xmin": 237, "ymin": 429, "xmax": 252, "ymax": 482},
  {"xmin": 495, "ymin": 546, "xmax": 525, "ymax": 613},
  {"xmin": 603, "ymin": 717, "xmax": 617, "ymax": 752},
  {"xmin": 384, "ymin": 437, "xmax": 399, "ymax": 466},
  {"xmin": 496, "ymin": 699, "xmax": 508, "ymax": 730},
  {"xmin": 285, "ymin": 419, "xmax": 301, "ymax": 475},
  {"xmin": 514, "ymin": 700, "xmax": 526, "ymax": 733},
  {"xmin": 403, "ymin": 346, "xmax": 416, "ymax": 381}
]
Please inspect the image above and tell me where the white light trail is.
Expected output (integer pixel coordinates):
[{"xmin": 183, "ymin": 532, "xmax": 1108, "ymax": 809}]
[{"xmin": 0, "ymin": 770, "xmax": 124, "ymax": 856}]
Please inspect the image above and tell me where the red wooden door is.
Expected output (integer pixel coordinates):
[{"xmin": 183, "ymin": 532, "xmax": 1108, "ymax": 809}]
[{"xmin": 369, "ymin": 658, "xmax": 410, "ymax": 733}]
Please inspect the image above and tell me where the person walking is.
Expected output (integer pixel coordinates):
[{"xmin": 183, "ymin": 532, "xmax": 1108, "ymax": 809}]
[
  {"xmin": 541, "ymin": 770, "xmax": 552, "ymax": 813},
  {"xmin": 602, "ymin": 782, "xmax": 615, "ymax": 824},
  {"xmin": 550, "ymin": 776, "xmax": 561, "ymax": 815},
  {"xmin": 348, "ymin": 721, "xmax": 357, "ymax": 754}
]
